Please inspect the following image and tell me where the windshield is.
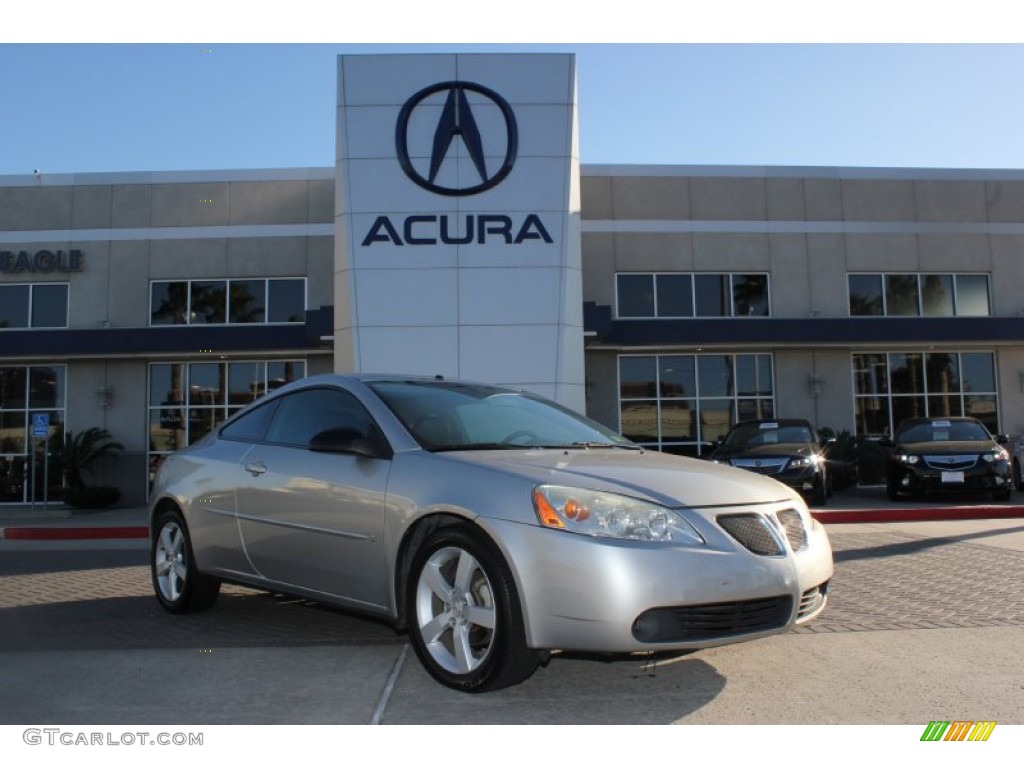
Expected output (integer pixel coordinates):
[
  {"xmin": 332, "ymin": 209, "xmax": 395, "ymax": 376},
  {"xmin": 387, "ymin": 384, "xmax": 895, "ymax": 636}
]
[
  {"xmin": 724, "ymin": 422, "xmax": 815, "ymax": 447},
  {"xmin": 896, "ymin": 420, "xmax": 991, "ymax": 443},
  {"xmin": 368, "ymin": 381, "xmax": 635, "ymax": 451}
]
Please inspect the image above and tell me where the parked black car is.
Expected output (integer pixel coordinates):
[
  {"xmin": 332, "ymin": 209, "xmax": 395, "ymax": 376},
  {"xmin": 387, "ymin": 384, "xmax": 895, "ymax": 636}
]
[
  {"xmin": 709, "ymin": 419, "xmax": 832, "ymax": 505},
  {"xmin": 880, "ymin": 417, "xmax": 1012, "ymax": 501}
]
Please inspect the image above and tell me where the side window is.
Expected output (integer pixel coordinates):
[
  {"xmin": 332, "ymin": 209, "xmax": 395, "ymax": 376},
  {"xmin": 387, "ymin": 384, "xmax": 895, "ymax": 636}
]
[
  {"xmin": 221, "ymin": 399, "xmax": 280, "ymax": 443},
  {"xmin": 265, "ymin": 388, "xmax": 379, "ymax": 448}
]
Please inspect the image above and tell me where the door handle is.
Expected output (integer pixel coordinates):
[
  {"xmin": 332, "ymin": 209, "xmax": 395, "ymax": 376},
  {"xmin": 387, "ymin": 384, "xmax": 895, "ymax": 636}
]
[{"xmin": 244, "ymin": 461, "xmax": 266, "ymax": 477}]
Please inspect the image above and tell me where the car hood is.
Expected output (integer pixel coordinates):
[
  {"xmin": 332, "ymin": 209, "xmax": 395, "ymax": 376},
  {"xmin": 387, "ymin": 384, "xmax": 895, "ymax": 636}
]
[
  {"xmin": 438, "ymin": 448, "xmax": 799, "ymax": 509},
  {"xmin": 896, "ymin": 440, "xmax": 996, "ymax": 454},
  {"xmin": 711, "ymin": 443, "xmax": 815, "ymax": 460}
]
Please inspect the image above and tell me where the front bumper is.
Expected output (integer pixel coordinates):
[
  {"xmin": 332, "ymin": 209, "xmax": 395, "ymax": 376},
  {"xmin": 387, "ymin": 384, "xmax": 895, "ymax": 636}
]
[
  {"xmin": 480, "ymin": 500, "xmax": 833, "ymax": 653},
  {"xmin": 728, "ymin": 461, "xmax": 825, "ymax": 495},
  {"xmin": 889, "ymin": 463, "xmax": 1011, "ymax": 495}
]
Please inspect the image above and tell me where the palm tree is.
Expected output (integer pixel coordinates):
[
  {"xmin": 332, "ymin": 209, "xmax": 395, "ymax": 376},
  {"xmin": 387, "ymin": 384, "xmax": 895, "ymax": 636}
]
[{"xmin": 50, "ymin": 428, "xmax": 124, "ymax": 490}]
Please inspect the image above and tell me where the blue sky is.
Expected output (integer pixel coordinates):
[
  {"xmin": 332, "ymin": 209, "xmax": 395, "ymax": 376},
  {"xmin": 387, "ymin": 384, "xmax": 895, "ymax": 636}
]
[{"xmin": 3, "ymin": 39, "xmax": 1024, "ymax": 174}]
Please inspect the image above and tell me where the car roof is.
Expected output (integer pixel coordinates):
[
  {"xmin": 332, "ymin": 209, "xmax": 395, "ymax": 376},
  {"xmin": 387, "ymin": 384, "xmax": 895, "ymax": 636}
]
[
  {"xmin": 896, "ymin": 416, "xmax": 983, "ymax": 428},
  {"xmin": 269, "ymin": 373, "xmax": 526, "ymax": 397},
  {"xmin": 731, "ymin": 418, "xmax": 813, "ymax": 428}
]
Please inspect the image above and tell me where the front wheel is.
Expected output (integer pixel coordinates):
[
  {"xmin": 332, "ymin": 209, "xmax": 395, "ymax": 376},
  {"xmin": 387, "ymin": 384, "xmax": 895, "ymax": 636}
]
[
  {"xmin": 886, "ymin": 481, "xmax": 902, "ymax": 502},
  {"xmin": 808, "ymin": 473, "xmax": 828, "ymax": 506},
  {"xmin": 151, "ymin": 507, "xmax": 220, "ymax": 614},
  {"xmin": 407, "ymin": 524, "xmax": 540, "ymax": 692}
]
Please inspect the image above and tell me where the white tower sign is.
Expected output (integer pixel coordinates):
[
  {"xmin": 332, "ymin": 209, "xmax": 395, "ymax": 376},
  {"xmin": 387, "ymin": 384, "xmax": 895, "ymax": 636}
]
[{"xmin": 334, "ymin": 53, "xmax": 584, "ymax": 411}]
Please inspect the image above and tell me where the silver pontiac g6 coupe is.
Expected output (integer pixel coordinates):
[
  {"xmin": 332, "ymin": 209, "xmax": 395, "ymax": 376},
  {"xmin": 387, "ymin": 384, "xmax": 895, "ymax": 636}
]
[{"xmin": 150, "ymin": 374, "xmax": 833, "ymax": 692}]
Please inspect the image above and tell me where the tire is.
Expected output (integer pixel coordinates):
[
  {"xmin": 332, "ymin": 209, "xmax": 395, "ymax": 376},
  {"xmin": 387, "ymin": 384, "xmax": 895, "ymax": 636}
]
[
  {"xmin": 151, "ymin": 507, "xmax": 221, "ymax": 614},
  {"xmin": 993, "ymin": 486, "xmax": 1012, "ymax": 502},
  {"xmin": 886, "ymin": 482, "xmax": 902, "ymax": 502},
  {"xmin": 809, "ymin": 473, "xmax": 828, "ymax": 507},
  {"xmin": 1014, "ymin": 459, "xmax": 1023, "ymax": 492},
  {"xmin": 406, "ymin": 524, "xmax": 540, "ymax": 692}
]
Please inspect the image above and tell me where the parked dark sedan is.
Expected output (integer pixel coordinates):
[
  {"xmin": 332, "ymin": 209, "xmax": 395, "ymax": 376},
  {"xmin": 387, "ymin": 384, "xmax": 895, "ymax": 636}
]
[
  {"xmin": 709, "ymin": 419, "xmax": 831, "ymax": 505},
  {"xmin": 881, "ymin": 417, "xmax": 1012, "ymax": 501}
]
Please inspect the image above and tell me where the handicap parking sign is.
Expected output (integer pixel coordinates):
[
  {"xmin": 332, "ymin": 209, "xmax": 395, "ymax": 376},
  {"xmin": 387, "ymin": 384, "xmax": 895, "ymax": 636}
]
[{"xmin": 31, "ymin": 413, "xmax": 50, "ymax": 438}]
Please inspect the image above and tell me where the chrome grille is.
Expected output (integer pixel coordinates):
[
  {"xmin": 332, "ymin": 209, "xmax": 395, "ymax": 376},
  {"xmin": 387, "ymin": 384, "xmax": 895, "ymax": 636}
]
[
  {"xmin": 776, "ymin": 509, "xmax": 808, "ymax": 551},
  {"xmin": 923, "ymin": 454, "xmax": 978, "ymax": 471},
  {"xmin": 797, "ymin": 581, "xmax": 829, "ymax": 622},
  {"xmin": 718, "ymin": 514, "xmax": 783, "ymax": 556},
  {"xmin": 730, "ymin": 457, "xmax": 788, "ymax": 475}
]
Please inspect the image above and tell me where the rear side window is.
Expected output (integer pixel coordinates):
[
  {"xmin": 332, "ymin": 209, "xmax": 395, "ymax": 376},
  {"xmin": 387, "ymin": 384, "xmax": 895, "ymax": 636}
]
[
  {"xmin": 220, "ymin": 400, "xmax": 280, "ymax": 443},
  {"xmin": 265, "ymin": 387, "xmax": 379, "ymax": 447}
]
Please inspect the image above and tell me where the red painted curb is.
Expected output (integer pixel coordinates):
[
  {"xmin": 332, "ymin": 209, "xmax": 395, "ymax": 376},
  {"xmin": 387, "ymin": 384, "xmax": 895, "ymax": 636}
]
[
  {"xmin": 812, "ymin": 506, "xmax": 1024, "ymax": 524},
  {"xmin": 1, "ymin": 526, "xmax": 148, "ymax": 540}
]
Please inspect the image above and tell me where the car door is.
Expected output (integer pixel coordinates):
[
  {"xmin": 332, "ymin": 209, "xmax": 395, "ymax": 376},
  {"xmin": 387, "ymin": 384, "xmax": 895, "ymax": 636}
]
[{"xmin": 235, "ymin": 386, "xmax": 392, "ymax": 609}]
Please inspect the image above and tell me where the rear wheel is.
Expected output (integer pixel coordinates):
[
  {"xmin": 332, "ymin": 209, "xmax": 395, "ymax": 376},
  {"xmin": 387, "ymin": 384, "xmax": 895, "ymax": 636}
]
[
  {"xmin": 151, "ymin": 508, "xmax": 220, "ymax": 614},
  {"xmin": 407, "ymin": 524, "xmax": 540, "ymax": 692}
]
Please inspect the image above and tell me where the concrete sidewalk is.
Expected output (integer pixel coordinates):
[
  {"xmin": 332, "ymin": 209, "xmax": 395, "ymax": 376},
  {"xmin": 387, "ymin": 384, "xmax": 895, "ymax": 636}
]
[{"xmin": 2, "ymin": 484, "xmax": 1024, "ymax": 541}]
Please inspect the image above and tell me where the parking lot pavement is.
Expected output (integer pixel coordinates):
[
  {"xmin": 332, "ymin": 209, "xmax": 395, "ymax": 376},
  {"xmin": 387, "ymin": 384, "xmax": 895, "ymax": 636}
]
[{"xmin": 1, "ymin": 516, "xmax": 1022, "ymax": 724}]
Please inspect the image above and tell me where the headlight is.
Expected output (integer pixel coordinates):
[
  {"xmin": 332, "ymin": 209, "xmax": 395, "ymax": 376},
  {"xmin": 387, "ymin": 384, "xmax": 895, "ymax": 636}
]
[
  {"xmin": 788, "ymin": 455, "xmax": 822, "ymax": 468},
  {"xmin": 983, "ymin": 449, "xmax": 1009, "ymax": 463},
  {"xmin": 532, "ymin": 485, "xmax": 704, "ymax": 544},
  {"xmin": 898, "ymin": 454, "xmax": 920, "ymax": 464}
]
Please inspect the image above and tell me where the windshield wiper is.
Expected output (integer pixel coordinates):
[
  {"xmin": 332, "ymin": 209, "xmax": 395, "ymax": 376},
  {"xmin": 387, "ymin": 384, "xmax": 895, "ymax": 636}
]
[
  {"xmin": 550, "ymin": 441, "xmax": 644, "ymax": 450},
  {"xmin": 433, "ymin": 443, "xmax": 526, "ymax": 451}
]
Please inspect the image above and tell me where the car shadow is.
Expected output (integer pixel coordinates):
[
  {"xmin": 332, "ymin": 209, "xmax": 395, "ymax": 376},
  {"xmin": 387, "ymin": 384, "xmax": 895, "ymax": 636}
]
[
  {"xmin": 385, "ymin": 647, "xmax": 729, "ymax": 724},
  {"xmin": 833, "ymin": 523, "xmax": 1024, "ymax": 563}
]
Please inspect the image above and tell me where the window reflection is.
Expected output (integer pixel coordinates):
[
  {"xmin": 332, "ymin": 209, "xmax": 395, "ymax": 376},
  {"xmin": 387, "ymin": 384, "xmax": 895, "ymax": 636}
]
[
  {"xmin": 655, "ymin": 274, "xmax": 693, "ymax": 317},
  {"xmin": 848, "ymin": 273, "xmax": 989, "ymax": 317},
  {"xmin": 31, "ymin": 285, "xmax": 69, "ymax": 327},
  {"xmin": 151, "ymin": 282, "xmax": 189, "ymax": 325},
  {"xmin": 0, "ymin": 286, "xmax": 29, "ymax": 328},
  {"xmin": 268, "ymin": 279, "xmax": 306, "ymax": 323},
  {"xmin": 619, "ymin": 353, "xmax": 772, "ymax": 455},
  {"xmin": 150, "ymin": 279, "xmax": 306, "ymax": 326},
  {"xmin": 190, "ymin": 281, "xmax": 227, "ymax": 324},
  {"xmin": 731, "ymin": 275, "xmax": 769, "ymax": 316},
  {"xmin": 852, "ymin": 351, "xmax": 998, "ymax": 436},
  {"xmin": 695, "ymin": 275, "xmax": 729, "ymax": 317},
  {"xmin": 616, "ymin": 274, "xmax": 655, "ymax": 318},
  {"xmin": 885, "ymin": 275, "xmax": 919, "ymax": 316},
  {"xmin": 229, "ymin": 280, "xmax": 266, "ymax": 324},
  {"xmin": 921, "ymin": 274, "xmax": 954, "ymax": 316},
  {"xmin": 848, "ymin": 275, "xmax": 883, "ymax": 316},
  {"xmin": 956, "ymin": 275, "xmax": 990, "ymax": 316}
]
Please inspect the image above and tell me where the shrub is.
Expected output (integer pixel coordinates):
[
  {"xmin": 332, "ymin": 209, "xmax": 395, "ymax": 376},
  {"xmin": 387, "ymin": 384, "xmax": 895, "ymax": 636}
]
[{"xmin": 63, "ymin": 485, "xmax": 122, "ymax": 509}]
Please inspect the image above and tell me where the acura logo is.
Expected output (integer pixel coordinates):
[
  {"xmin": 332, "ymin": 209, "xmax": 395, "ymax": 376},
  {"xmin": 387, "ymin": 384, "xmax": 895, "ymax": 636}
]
[{"xmin": 395, "ymin": 81, "xmax": 518, "ymax": 197}]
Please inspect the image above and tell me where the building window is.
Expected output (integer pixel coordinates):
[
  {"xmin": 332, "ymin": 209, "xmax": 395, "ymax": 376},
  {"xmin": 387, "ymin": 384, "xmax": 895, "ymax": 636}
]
[
  {"xmin": 0, "ymin": 284, "xmax": 69, "ymax": 329},
  {"xmin": 147, "ymin": 359, "xmax": 306, "ymax": 485},
  {"xmin": 848, "ymin": 274, "xmax": 990, "ymax": 317},
  {"xmin": 150, "ymin": 278, "xmax": 306, "ymax": 326},
  {"xmin": 0, "ymin": 365, "xmax": 66, "ymax": 503},
  {"xmin": 616, "ymin": 273, "xmax": 770, "ymax": 319},
  {"xmin": 618, "ymin": 353, "xmax": 774, "ymax": 456},
  {"xmin": 852, "ymin": 351, "xmax": 999, "ymax": 436}
]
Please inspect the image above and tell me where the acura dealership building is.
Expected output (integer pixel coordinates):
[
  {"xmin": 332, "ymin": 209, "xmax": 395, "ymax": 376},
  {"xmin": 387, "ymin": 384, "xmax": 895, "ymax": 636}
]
[{"xmin": 4, "ymin": 52, "xmax": 1024, "ymax": 506}]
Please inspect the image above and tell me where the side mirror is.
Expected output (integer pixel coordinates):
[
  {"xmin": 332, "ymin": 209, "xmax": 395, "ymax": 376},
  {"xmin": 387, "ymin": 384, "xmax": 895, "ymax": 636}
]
[{"xmin": 309, "ymin": 427, "xmax": 392, "ymax": 459}]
